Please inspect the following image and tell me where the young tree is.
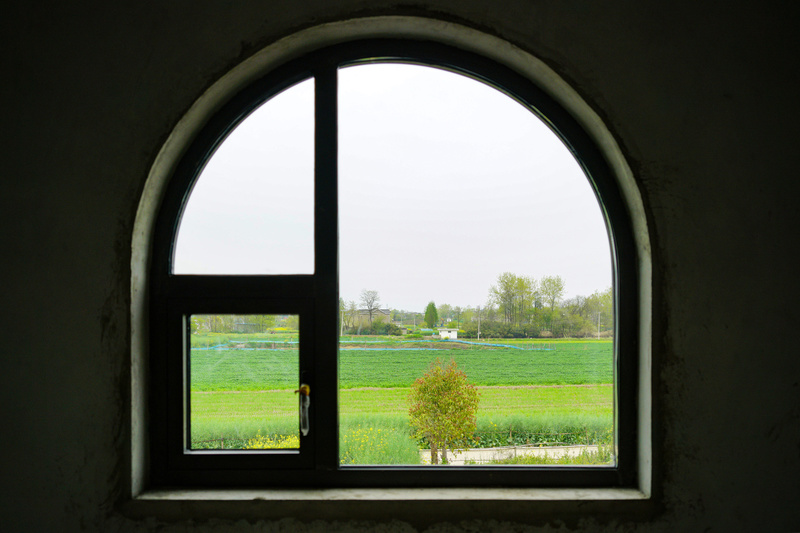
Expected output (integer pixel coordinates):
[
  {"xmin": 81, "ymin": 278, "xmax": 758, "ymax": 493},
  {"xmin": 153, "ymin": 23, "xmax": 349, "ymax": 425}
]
[
  {"xmin": 424, "ymin": 301, "xmax": 439, "ymax": 328},
  {"xmin": 408, "ymin": 358, "xmax": 480, "ymax": 465}
]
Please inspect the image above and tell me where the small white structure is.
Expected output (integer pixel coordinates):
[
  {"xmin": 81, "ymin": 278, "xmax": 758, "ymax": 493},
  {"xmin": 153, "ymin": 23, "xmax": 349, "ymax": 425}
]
[{"xmin": 438, "ymin": 328, "xmax": 459, "ymax": 339}]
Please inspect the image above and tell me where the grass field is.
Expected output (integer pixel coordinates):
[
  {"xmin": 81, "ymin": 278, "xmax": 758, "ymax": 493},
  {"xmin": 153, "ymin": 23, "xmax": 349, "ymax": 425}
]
[
  {"xmin": 189, "ymin": 337, "xmax": 614, "ymax": 462},
  {"xmin": 189, "ymin": 340, "xmax": 612, "ymax": 391}
]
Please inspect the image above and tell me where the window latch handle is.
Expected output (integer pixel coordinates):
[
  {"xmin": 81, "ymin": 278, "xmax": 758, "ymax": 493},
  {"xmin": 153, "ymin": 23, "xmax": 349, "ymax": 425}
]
[{"xmin": 295, "ymin": 384, "xmax": 310, "ymax": 436}]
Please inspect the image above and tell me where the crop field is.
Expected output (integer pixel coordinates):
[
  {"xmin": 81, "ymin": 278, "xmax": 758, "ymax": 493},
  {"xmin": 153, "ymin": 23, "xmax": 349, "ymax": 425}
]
[
  {"xmin": 190, "ymin": 340, "xmax": 612, "ymax": 391},
  {"xmin": 189, "ymin": 337, "xmax": 614, "ymax": 462},
  {"xmin": 192, "ymin": 385, "xmax": 612, "ymax": 445}
]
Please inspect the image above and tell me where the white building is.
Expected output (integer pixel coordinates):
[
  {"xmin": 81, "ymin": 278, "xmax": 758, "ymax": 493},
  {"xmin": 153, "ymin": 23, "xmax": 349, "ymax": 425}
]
[{"xmin": 438, "ymin": 328, "xmax": 459, "ymax": 339}]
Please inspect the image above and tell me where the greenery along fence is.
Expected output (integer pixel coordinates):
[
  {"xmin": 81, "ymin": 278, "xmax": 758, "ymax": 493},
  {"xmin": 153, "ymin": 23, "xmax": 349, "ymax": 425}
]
[{"xmin": 468, "ymin": 427, "xmax": 611, "ymax": 448}]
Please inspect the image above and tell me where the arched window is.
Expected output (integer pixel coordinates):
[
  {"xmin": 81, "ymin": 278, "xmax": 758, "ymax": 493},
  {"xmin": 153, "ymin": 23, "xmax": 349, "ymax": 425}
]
[{"xmin": 148, "ymin": 39, "xmax": 640, "ymax": 488}]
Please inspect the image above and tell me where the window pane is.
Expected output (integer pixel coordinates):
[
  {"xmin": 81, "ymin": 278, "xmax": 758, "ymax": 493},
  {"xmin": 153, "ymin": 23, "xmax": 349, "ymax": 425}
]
[
  {"xmin": 338, "ymin": 64, "xmax": 614, "ymax": 466},
  {"xmin": 174, "ymin": 79, "xmax": 314, "ymax": 274},
  {"xmin": 188, "ymin": 314, "xmax": 300, "ymax": 450}
]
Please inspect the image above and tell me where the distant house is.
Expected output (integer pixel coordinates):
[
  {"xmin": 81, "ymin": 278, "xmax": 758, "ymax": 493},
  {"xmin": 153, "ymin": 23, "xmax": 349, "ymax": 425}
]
[
  {"xmin": 355, "ymin": 308, "xmax": 391, "ymax": 327},
  {"xmin": 438, "ymin": 328, "xmax": 459, "ymax": 339},
  {"xmin": 232, "ymin": 321, "xmax": 261, "ymax": 334}
]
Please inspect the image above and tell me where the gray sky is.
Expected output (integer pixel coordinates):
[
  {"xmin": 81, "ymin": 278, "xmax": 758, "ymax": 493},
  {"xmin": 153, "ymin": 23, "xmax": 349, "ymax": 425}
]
[{"xmin": 175, "ymin": 63, "xmax": 611, "ymax": 312}]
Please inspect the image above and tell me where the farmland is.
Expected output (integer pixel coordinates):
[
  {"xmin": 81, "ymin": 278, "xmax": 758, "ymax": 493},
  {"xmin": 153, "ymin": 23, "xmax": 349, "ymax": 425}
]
[
  {"xmin": 189, "ymin": 336, "xmax": 614, "ymax": 463},
  {"xmin": 190, "ymin": 339, "xmax": 612, "ymax": 391}
]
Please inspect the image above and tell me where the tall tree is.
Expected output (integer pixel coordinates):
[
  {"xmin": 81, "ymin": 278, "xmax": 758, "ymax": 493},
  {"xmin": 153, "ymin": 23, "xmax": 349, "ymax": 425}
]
[
  {"xmin": 252, "ymin": 314, "xmax": 276, "ymax": 332},
  {"xmin": 437, "ymin": 303, "xmax": 453, "ymax": 324},
  {"xmin": 489, "ymin": 273, "xmax": 536, "ymax": 325},
  {"xmin": 359, "ymin": 289, "xmax": 380, "ymax": 324},
  {"xmin": 424, "ymin": 301, "xmax": 439, "ymax": 328},
  {"xmin": 586, "ymin": 287, "xmax": 613, "ymax": 333},
  {"xmin": 460, "ymin": 306, "xmax": 475, "ymax": 325},
  {"xmin": 489, "ymin": 272, "xmax": 517, "ymax": 324},
  {"xmin": 515, "ymin": 275, "xmax": 537, "ymax": 325},
  {"xmin": 540, "ymin": 275, "xmax": 566, "ymax": 311}
]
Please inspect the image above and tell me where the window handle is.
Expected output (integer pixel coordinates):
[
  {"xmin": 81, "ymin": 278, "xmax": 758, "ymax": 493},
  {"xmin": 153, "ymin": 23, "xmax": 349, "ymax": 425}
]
[{"xmin": 295, "ymin": 384, "xmax": 310, "ymax": 436}]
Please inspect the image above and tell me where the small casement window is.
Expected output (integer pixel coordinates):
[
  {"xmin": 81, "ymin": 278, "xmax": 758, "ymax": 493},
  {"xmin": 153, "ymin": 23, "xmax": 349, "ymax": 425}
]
[{"xmin": 149, "ymin": 39, "xmax": 639, "ymax": 488}]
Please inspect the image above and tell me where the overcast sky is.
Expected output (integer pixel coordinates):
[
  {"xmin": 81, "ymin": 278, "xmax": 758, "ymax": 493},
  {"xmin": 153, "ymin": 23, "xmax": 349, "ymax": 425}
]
[{"xmin": 175, "ymin": 63, "xmax": 611, "ymax": 312}]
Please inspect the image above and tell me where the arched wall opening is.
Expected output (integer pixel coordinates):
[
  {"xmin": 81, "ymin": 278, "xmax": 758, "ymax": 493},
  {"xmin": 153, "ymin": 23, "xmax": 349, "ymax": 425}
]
[{"xmin": 131, "ymin": 16, "xmax": 651, "ymax": 498}]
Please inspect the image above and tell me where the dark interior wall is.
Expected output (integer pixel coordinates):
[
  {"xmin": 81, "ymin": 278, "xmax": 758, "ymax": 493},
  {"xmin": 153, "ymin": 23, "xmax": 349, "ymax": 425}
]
[{"xmin": 2, "ymin": 1, "xmax": 798, "ymax": 531}]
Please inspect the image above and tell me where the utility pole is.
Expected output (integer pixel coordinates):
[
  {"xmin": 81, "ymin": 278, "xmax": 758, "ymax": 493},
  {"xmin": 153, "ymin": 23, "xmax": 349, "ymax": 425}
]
[{"xmin": 477, "ymin": 305, "xmax": 481, "ymax": 340}]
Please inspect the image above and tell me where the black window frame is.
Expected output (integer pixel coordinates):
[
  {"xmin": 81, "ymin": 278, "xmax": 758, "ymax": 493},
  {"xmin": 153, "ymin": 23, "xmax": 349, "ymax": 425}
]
[{"xmin": 148, "ymin": 39, "xmax": 639, "ymax": 489}]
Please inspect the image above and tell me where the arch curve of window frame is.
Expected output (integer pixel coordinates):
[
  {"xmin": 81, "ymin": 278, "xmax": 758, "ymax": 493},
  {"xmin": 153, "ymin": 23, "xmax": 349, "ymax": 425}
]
[{"xmin": 146, "ymin": 38, "xmax": 641, "ymax": 489}]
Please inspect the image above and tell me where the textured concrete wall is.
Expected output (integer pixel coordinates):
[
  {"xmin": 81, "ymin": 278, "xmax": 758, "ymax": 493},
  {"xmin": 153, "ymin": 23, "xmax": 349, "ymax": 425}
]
[{"xmin": 2, "ymin": 1, "xmax": 799, "ymax": 531}]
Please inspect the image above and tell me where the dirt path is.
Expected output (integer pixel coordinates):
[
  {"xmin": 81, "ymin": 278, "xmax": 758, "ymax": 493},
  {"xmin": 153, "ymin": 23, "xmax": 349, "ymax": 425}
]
[{"xmin": 419, "ymin": 444, "xmax": 603, "ymax": 465}]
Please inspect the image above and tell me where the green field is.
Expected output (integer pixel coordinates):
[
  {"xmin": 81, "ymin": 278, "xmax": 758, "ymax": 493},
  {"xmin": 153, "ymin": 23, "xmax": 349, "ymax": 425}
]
[
  {"xmin": 189, "ymin": 340, "xmax": 612, "ymax": 391},
  {"xmin": 189, "ymin": 338, "xmax": 614, "ymax": 461}
]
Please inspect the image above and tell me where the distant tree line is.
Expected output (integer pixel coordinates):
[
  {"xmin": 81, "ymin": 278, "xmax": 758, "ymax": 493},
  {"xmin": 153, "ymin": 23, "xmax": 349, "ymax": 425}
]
[
  {"xmin": 467, "ymin": 273, "xmax": 613, "ymax": 338},
  {"xmin": 383, "ymin": 274, "xmax": 613, "ymax": 339},
  {"xmin": 339, "ymin": 273, "xmax": 614, "ymax": 338},
  {"xmin": 190, "ymin": 314, "xmax": 298, "ymax": 334}
]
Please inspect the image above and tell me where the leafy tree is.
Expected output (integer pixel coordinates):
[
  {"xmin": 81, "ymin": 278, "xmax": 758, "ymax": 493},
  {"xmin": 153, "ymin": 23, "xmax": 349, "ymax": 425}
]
[
  {"xmin": 437, "ymin": 303, "xmax": 453, "ymax": 324},
  {"xmin": 284, "ymin": 314, "xmax": 299, "ymax": 330},
  {"xmin": 197, "ymin": 314, "xmax": 234, "ymax": 333},
  {"xmin": 190, "ymin": 316, "xmax": 207, "ymax": 334},
  {"xmin": 424, "ymin": 301, "xmax": 439, "ymax": 328},
  {"xmin": 408, "ymin": 358, "xmax": 479, "ymax": 465},
  {"xmin": 452, "ymin": 306, "xmax": 463, "ymax": 328},
  {"xmin": 585, "ymin": 287, "xmax": 613, "ymax": 335},
  {"xmin": 489, "ymin": 272, "xmax": 536, "ymax": 325},
  {"xmin": 540, "ymin": 275, "xmax": 566, "ymax": 311},
  {"xmin": 483, "ymin": 302, "xmax": 498, "ymax": 322},
  {"xmin": 460, "ymin": 306, "xmax": 475, "ymax": 325},
  {"xmin": 252, "ymin": 314, "xmax": 276, "ymax": 332}
]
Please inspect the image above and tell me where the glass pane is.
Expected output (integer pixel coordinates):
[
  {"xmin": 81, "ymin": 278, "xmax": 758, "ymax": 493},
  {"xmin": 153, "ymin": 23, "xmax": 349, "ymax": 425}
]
[
  {"xmin": 338, "ymin": 64, "xmax": 614, "ymax": 466},
  {"xmin": 188, "ymin": 314, "xmax": 300, "ymax": 450},
  {"xmin": 174, "ymin": 78, "xmax": 314, "ymax": 274}
]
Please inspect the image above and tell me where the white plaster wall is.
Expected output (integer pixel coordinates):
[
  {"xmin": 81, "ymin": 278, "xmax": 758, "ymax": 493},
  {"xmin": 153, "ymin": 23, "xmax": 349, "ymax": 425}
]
[{"xmin": 1, "ymin": 1, "xmax": 799, "ymax": 531}]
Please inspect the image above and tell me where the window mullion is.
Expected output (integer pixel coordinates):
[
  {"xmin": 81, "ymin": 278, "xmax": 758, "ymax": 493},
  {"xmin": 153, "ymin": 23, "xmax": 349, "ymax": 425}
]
[{"xmin": 313, "ymin": 64, "xmax": 339, "ymax": 471}]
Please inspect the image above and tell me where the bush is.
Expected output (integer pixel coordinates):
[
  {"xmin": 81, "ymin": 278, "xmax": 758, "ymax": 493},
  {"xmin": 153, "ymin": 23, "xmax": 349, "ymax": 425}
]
[
  {"xmin": 245, "ymin": 433, "xmax": 300, "ymax": 449},
  {"xmin": 408, "ymin": 358, "xmax": 479, "ymax": 465}
]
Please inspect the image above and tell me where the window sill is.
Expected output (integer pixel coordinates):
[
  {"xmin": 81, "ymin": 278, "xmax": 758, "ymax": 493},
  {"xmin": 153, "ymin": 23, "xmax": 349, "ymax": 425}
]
[
  {"xmin": 136, "ymin": 487, "xmax": 648, "ymax": 501},
  {"xmin": 124, "ymin": 488, "xmax": 652, "ymax": 524}
]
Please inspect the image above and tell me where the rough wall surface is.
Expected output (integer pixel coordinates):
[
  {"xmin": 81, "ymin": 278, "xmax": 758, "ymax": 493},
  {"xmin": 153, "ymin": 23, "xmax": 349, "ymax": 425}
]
[{"xmin": 1, "ymin": 1, "xmax": 799, "ymax": 531}]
